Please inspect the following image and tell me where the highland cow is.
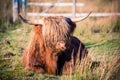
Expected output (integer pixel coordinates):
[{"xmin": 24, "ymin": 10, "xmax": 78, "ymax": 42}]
[{"xmin": 19, "ymin": 12, "xmax": 91, "ymax": 75}]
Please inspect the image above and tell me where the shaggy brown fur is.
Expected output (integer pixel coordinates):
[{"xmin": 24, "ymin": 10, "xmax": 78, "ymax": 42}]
[
  {"xmin": 22, "ymin": 16, "xmax": 87, "ymax": 75},
  {"xmin": 42, "ymin": 16, "xmax": 76, "ymax": 48},
  {"xmin": 22, "ymin": 25, "xmax": 58, "ymax": 74}
]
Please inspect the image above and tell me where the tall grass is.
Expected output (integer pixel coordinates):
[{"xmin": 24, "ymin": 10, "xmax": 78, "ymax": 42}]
[
  {"xmin": 104, "ymin": 53, "xmax": 120, "ymax": 80},
  {"xmin": 0, "ymin": 18, "xmax": 119, "ymax": 80}
]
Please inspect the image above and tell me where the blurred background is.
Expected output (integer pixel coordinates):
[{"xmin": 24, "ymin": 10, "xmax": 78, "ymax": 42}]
[
  {"xmin": 0, "ymin": 0, "xmax": 120, "ymax": 80},
  {"xmin": 0, "ymin": 0, "xmax": 120, "ymax": 30}
]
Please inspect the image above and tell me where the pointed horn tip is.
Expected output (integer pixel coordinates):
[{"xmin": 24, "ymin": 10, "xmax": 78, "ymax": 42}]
[
  {"xmin": 18, "ymin": 13, "xmax": 24, "ymax": 20},
  {"xmin": 71, "ymin": 11, "xmax": 93, "ymax": 23},
  {"xmin": 89, "ymin": 11, "xmax": 93, "ymax": 15},
  {"xmin": 18, "ymin": 13, "xmax": 21, "ymax": 16},
  {"xmin": 18, "ymin": 13, "xmax": 30, "ymax": 24},
  {"xmin": 18, "ymin": 13, "xmax": 22, "ymax": 18},
  {"xmin": 19, "ymin": 14, "xmax": 27, "ymax": 21}
]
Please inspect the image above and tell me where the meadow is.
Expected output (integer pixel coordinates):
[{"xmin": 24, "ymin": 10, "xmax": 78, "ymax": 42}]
[{"xmin": 0, "ymin": 0, "xmax": 120, "ymax": 80}]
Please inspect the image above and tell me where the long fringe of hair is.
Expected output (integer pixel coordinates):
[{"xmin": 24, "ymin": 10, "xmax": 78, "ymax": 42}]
[{"xmin": 42, "ymin": 16, "xmax": 75, "ymax": 48}]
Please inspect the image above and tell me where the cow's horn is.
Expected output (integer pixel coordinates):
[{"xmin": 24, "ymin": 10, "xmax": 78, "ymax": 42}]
[
  {"xmin": 19, "ymin": 13, "xmax": 43, "ymax": 25},
  {"xmin": 71, "ymin": 11, "xmax": 92, "ymax": 23}
]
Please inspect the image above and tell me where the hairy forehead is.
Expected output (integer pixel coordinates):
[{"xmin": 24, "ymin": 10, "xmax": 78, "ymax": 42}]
[{"xmin": 41, "ymin": 16, "xmax": 72, "ymax": 48}]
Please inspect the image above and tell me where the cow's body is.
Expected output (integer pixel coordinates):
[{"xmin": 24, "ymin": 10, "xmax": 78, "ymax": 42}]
[
  {"xmin": 22, "ymin": 26, "xmax": 87, "ymax": 75},
  {"xmin": 21, "ymin": 16, "xmax": 88, "ymax": 75}
]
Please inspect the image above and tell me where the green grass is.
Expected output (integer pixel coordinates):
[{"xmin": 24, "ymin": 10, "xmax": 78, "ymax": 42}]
[
  {"xmin": 0, "ymin": 0, "xmax": 120, "ymax": 79},
  {"xmin": 0, "ymin": 18, "xmax": 120, "ymax": 80}
]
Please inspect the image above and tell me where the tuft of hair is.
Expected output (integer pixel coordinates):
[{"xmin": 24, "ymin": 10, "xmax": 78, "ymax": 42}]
[{"xmin": 42, "ymin": 16, "xmax": 76, "ymax": 48}]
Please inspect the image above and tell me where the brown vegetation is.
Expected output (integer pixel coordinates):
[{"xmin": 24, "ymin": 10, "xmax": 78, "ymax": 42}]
[{"xmin": 104, "ymin": 53, "xmax": 120, "ymax": 80}]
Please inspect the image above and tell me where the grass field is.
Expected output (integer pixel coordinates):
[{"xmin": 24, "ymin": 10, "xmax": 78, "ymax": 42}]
[
  {"xmin": 0, "ymin": 0, "xmax": 120, "ymax": 80},
  {"xmin": 0, "ymin": 16, "xmax": 120, "ymax": 80}
]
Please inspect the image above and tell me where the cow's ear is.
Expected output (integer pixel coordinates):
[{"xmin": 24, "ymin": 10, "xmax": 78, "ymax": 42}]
[{"xmin": 55, "ymin": 41, "xmax": 66, "ymax": 50}]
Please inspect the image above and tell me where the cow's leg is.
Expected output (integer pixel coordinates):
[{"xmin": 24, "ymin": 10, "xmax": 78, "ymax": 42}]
[{"xmin": 22, "ymin": 49, "xmax": 45, "ymax": 73}]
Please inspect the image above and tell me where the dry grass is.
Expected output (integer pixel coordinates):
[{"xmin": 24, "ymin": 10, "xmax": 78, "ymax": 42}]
[
  {"xmin": 0, "ymin": 19, "xmax": 120, "ymax": 80},
  {"xmin": 103, "ymin": 53, "xmax": 120, "ymax": 80},
  {"xmin": 0, "ymin": 0, "xmax": 120, "ymax": 80}
]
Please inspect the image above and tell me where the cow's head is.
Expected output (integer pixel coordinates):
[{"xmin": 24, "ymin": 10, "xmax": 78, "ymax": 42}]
[{"xmin": 19, "ymin": 12, "xmax": 91, "ymax": 51}]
